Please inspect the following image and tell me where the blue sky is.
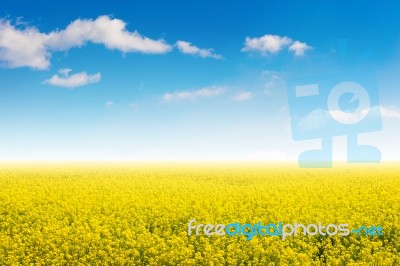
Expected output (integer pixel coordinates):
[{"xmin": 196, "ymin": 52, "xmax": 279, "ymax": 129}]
[{"xmin": 0, "ymin": 1, "xmax": 399, "ymax": 160}]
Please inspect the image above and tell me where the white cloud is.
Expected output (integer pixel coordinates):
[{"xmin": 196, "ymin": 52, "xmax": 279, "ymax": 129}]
[
  {"xmin": 295, "ymin": 105, "xmax": 399, "ymax": 132},
  {"xmin": 241, "ymin": 34, "xmax": 312, "ymax": 56},
  {"xmin": 242, "ymin": 34, "xmax": 291, "ymax": 54},
  {"xmin": 0, "ymin": 16, "xmax": 172, "ymax": 69},
  {"xmin": 0, "ymin": 19, "xmax": 50, "ymax": 69},
  {"xmin": 176, "ymin": 40, "xmax": 223, "ymax": 59},
  {"xmin": 380, "ymin": 106, "xmax": 400, "ymax": 119},
  {"xmin": 163, "ymin": 86, "xmax": 226, "ymax": 102},
  {"xmin": 329, "ymin": 108, "xmax": 371, "ymax": 124},
  {"xmin": 328, "ymin": 106, "xmax": 400, "ymax": 124},
  {"xmin": 43, "ymin": 68, "xmax": 101, "ymax": 88},
  {"xmin": 232, "ymin": 91, "xmax": 253, "ymax": 101},
  {"xmin": 106, "ymin": 101, "xmax": 114, "ymax": 107},
  {"xmin": 289, "ymin": 41, "xmax": 312, "ymax": 56},
  {"xmin": 296, "ymin": 108, "xmax": 329, "ymax": 131},
  {"xmin": 46, "ymin": 16, "xmax": 172, "ymax": 53}
]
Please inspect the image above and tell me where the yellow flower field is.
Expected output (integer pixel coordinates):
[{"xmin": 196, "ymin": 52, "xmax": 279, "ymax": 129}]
[{"xmin": 0, "ymin": 162, "xmax": 399, "ymax": 265}]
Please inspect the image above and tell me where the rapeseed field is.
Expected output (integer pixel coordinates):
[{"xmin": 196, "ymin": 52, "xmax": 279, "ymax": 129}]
[{"xmin": 0, "ymin": 162, "xmax": 398, "ymax": 265}]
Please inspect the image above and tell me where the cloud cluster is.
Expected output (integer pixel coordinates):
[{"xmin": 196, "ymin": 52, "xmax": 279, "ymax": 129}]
[
  {"xmin": 1, "ymin": 16, "xmax": 314, "ymax": 94},
  {"xmin": 242, "ymin": 34, "xmax": 311, "ymax": 56},
  {"xmin": 46, "ymin": 16, "xmax": 171, "ymax": 54},
  {"xmin": 43, "ymin": 68, "xmax": 101, "ymax": 88},
  {"xmin": 0, "ymin": 16, "xmax": 172, "ymax": 70},
  {"xmin": 289, "ymin": 40, "xmax": 312, "ymax": 56},
  {"xmin": 0, "ymin": 16, "xmax": 313, "ymax": 72},
  {"xmin": 163, "ymin": 86, "xmax": 226, "ymax": 102},
  {"xmin": 176, "ymin": 40, "xmax": 223, "ymax": 59},
  {"xmin": 0, "ymin": 19, "xmax": 50, "ymax": 69}
]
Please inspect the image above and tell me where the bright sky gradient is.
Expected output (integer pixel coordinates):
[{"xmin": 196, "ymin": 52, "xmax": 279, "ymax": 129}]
[{"xmin": 0, "ymin": 1, "xmax": 399, "ymax": 160}]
